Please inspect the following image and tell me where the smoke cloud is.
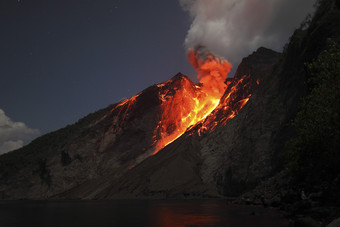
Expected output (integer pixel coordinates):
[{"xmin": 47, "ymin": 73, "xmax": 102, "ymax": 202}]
[
  {"xmin": 188, "ymin": 46, "xmax": 231, "ymax": 97},
  {"xmin": 0, "ymin": 109, "xmax": 40, "ymax": 155},
  {"xmin": 180, "ymin": 0, "xmax": 315, "ymax": 66}
]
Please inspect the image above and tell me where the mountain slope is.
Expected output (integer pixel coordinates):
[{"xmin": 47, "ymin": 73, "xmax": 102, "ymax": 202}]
[
  {"xmin": 0, "ymin": 74, "xmax": 204, "ymax": 199},
  {"xmin": 54, "ymin": 47, "xmax": 281, "ymax": 199}
]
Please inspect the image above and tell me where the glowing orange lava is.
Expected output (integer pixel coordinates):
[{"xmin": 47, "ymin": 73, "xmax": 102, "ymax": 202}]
[
  {"xmin": 110, "ymin": 94, "xmax": 140, "ymax": 126},
  {"xmin": 152, "ymin": 49, "xmax": 232, "ymax": 154},
  {"xmin": 108, "ymin": 49, "xmax": 253, "ymax": 158}
]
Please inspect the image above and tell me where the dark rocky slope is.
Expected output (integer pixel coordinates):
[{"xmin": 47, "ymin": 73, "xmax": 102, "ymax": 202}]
[
  {"xmin": 0, "ymin": 73, "xmax": 204, "ymax": 199},
  {"xmin": 237, "ymin": 0, "xmax": 340, "ymax": 225},
  {"xmin": 55, "ymin": 47, "xmax": 282, "ymax": 199}
]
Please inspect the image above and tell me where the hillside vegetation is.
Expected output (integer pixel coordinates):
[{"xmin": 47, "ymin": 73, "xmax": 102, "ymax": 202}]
[{"xmin": 285, "ymin": 0, "xmax": 340, "ymax": 201}]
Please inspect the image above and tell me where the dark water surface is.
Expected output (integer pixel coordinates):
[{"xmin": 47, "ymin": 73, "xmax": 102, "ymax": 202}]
[{"xmin": 0, "ymin": 200, "xmax": 291, "ymax": 227}]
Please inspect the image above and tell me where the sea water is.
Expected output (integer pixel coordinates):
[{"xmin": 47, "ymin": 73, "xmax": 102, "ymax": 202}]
[{"xmin": 0, "ymin": 200, "xmax": 291, "ymax": 227}]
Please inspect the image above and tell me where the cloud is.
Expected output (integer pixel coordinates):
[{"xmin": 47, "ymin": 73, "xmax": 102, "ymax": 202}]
[
  {"xmin": 180, "ymin": 0, "xmax": 315, "ymax": 66},
  {"xmin": 0, "ymin": 109, "xmax": 40, "ymax": 155}
]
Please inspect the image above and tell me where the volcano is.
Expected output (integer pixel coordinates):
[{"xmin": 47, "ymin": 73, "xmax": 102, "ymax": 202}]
[
  {"xmin": 54, "ymin": 47, "xmax": 281, "ymax": 199},
  {"xmin": 107, "ymin": 49, "xmax": 253, "ymax": 157},
  {"xmin": 1, "ymin": 2, "xmax": 339, "ymax": 225},
  {"xmin": 0, "ymin": 46, "xmax": 281, "ymax": 199}
]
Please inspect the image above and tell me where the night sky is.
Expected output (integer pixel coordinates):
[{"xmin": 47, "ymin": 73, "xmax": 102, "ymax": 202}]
[{"xmin": 0, "ymin": 0, "xmax": 314, "ymax": 154}]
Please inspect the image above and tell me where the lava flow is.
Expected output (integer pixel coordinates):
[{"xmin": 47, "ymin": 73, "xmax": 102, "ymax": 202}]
[
  {"xmin": 109, "ymin": 48, "xmax": 253, "ymax": 156},
  {"xmin": 152, "ymin": 49, "xmax": 233, "ymax": 154}
]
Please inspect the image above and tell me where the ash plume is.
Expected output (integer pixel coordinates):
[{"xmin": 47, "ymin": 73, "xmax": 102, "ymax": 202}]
[
  {"xmin": 180, "ymin": 0, "xmax": 315, "ymax": 65},
  {"xmin": 188, "ymin": 46, "xmax": 231, "ymax": 96}
]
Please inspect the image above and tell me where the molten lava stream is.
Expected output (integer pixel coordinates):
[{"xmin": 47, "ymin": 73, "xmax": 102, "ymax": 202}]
[{"xmin": 152, "ymin": 49, "xmax": 232, "ymax": 154}]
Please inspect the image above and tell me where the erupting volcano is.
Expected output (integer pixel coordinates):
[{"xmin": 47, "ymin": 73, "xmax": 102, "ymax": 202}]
[
  {"xmin": 109, "ymin": 48, "xmax": 253, "ymax": 156},
  {"xmin": 0, "ymin": 46, "xmax": 282, "ymax": 200},
  {"xmin": 152, "ymin": 49, "xmax": 232, "ymax": 153}
]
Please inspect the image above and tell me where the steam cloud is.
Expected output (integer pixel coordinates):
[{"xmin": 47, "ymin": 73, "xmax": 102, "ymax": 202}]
[
  {"xmin": 180, "ymin": 0, "xmax": 315, "ymax": 65},
  {"xmin": 0, "ymin": 109, "xmax": 40, "ymax": 155}
]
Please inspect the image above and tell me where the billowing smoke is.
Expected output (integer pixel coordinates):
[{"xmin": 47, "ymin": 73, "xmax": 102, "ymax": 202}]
[
  {"xmin": 0, "ymin": 109, "xmax": 40, "ymax": 155},
  {"xmin": 180, "ymin": 0, "xmax": 315, "ymax": 66},
  {"xmin": 188, "ymin": 46, "xmax": 231, "ymax": 97}
]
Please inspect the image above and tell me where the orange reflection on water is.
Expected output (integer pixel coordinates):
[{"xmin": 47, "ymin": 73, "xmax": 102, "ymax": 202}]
[{"xmin": 150, "ymin": 202, "xmax": 222, "ymax": 227}]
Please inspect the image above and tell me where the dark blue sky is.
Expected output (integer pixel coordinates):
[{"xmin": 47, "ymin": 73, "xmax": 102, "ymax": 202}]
[{"xmin": 0, "ymin": 0, "xmax": 194, "ymax": 136}]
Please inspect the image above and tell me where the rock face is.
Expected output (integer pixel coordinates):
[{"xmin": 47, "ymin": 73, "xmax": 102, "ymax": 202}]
[{"xmin": 204, "ymin": 47, "xmax": 306, "ymax": 196}]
